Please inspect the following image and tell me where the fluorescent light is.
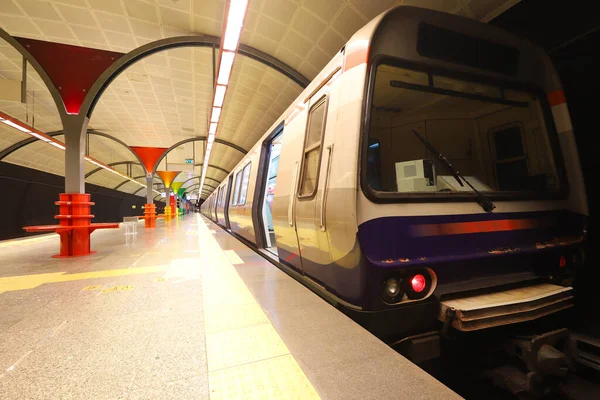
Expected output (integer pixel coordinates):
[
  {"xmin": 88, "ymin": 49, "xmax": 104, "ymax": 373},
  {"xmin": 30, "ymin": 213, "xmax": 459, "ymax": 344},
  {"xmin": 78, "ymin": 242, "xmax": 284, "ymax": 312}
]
[
  {"xmin": 223, "ymin": 0, "xmax": 249, "ymax": 51},
  {"xmin": 217, "ymin": 51, "xmax": 235, "ymax": 85},
  {"xmin": 199, "ymin": 0, "xmax": 250, "ymax": 197},
  {"xmin": 2, "ymin": 119, "xmax": 31, "ymax": 133},
  {"xmin": 100, "ymin": 165, "xmax": 122, "ymax": 176},
  {"xmin": 86, "ymin": 158, "xmax": 103, "ymax": 167},
  {"xmin": 49, "ymin": 142, "xmax": 65, "ymax": 150},
  {"xmin": 30, "ymin": 132, "xmax": 51, "ymax": 142},
  {"xmin": 0, "ymin": 114, "xmax": 160, "ymax": 197},
  {"xmin": 214, "ymin": 85, "xmax": 227, "ymax": 107},
  {"xmin": 211, "ymin": 107, "xmax": 221, "ymax": 123}
]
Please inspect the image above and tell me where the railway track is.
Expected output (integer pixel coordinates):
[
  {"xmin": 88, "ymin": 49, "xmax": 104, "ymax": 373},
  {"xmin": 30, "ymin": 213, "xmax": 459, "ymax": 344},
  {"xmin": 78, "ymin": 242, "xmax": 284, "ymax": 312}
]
[{"xmin": 414, "ymin": 332, "xmax": 600, "ymax": 399}]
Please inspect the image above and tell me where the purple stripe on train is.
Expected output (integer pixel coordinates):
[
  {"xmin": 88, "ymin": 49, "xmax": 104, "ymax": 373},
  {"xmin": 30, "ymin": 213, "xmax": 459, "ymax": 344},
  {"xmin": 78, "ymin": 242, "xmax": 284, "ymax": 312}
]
[{"xmin": 357, "ymin": 210, "xmax": 584, "ymax": 268}]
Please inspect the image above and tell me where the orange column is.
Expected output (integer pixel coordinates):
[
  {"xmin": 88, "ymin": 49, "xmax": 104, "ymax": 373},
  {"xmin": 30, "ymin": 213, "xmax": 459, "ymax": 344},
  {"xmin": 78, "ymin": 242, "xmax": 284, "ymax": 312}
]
[
  {"xmin": 131, "ymin": 147, "xmax": 168, "ymax": 229},
  {"xmin": 54, "ymin": 193, "xmax": 95, "ymax": 258},
  {"xmin": 157, "ymin": 171, "xmax": 181, "ymax": 223},
  {"xmin": 144, "ymin": 204, "xmax": 157, "ymax": 228}
]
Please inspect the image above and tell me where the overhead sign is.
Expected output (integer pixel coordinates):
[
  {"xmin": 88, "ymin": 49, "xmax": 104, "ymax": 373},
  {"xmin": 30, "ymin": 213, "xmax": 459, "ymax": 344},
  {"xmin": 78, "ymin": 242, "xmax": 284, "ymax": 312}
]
[{"xmin": 185, "ymin": 158, "xmax": 193, "ymax": 164}]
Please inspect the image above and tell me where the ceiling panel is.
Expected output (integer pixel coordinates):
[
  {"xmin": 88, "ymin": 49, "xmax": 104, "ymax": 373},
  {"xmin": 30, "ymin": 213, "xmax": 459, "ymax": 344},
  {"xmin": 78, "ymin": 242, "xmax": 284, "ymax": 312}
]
[
  {"xmin": 91, "ymin": 47, "xmax": 214, "ymax": 149},
  {"xmin": 87, "ymin": 167, "xmax": 126, "ymax": 188},
  {"xmin": 0, "ymin": 0, "xmax": 521, "ymax": 201},
  {"xmin": 87, "ymin": 134, "xmax": 139, "ymax": 166},
  {"xmin": 4, "ymin": 137, "xmax": 68, "ymax": 176}
]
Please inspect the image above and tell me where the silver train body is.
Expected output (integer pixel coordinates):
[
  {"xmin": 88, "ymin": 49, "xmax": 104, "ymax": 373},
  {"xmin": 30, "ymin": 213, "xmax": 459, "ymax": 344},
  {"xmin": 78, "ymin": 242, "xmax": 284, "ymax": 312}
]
[{"xmin": 201, "ymin": 6, "xmax": 588, "ymax": 340}]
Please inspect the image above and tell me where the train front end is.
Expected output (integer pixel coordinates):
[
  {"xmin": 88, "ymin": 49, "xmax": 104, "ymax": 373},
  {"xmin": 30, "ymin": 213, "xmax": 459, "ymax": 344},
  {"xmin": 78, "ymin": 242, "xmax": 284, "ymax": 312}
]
[{"xmin": 353, "ymin": 6, "xmax": 588, "ymax": 359}]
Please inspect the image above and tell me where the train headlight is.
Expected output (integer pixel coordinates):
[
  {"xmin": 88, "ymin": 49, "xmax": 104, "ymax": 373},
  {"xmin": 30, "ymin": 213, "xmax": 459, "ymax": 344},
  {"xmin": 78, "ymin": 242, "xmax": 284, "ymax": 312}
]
[
  {"xmin": 381, "ymin": 270, "xmax": 435, "ymax": 304},
  {"xmin": 384, "ymin": 278, "xmax": 401, "ymax": 297},
  {"xmin": 382, "ymin": 277, "xmax": 403, "ymax": 303}
]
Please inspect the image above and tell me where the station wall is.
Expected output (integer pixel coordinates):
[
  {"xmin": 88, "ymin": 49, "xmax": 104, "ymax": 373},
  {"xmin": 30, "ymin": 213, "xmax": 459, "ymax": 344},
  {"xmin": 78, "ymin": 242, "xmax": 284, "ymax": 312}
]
[{"xmin": 0, "ymin": 161, "xmax": 165, "ymax": 240}]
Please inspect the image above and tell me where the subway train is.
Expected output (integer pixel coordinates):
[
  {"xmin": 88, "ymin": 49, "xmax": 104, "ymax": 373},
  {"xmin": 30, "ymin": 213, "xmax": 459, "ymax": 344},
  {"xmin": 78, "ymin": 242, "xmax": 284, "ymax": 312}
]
[{"xmin": 201, "ymin": 5, "xmax": 588, "ymax": 376}]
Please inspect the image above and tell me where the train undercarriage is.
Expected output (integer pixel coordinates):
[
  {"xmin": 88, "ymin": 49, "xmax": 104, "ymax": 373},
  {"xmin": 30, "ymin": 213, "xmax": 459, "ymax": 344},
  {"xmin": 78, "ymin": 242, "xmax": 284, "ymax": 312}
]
[{"xmin": 388, "ymin": 282, "xmax": 600, "ymax": 399}]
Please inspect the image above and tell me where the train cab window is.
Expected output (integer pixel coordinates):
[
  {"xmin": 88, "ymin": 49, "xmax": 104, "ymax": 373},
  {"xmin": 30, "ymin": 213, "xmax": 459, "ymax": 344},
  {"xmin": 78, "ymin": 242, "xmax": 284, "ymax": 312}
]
[
  {"xmin": 366, "ymin": 64, "xmax": 561, "ymax": 198},
  {"xmin": 232, "ymin": 171, "xmax": 243, "ymax": 206},
  {"xmin": 299, "ymin": 96, "xmax": 327, "ymax": 198},
  {"xmin": 491, "ymin": 125, "xmax": 532, "ymax": 190},
  {"xmin": 238, "ymin": 162, "xmax": 252, "ymax": 205}
]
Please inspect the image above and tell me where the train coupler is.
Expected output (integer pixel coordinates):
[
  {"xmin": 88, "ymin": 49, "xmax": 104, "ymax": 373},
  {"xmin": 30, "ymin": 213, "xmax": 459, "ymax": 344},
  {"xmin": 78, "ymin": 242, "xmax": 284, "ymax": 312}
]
[{"xmin": 486, "ymin": 328, "xmax": 574, "ymax": 399}]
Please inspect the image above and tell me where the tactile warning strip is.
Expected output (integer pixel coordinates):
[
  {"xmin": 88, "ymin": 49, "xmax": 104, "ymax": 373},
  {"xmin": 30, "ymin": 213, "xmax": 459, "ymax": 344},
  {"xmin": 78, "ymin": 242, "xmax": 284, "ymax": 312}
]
[{"xmin": 196, "ymin": 216, "xmax": 320, "ymax": 400}]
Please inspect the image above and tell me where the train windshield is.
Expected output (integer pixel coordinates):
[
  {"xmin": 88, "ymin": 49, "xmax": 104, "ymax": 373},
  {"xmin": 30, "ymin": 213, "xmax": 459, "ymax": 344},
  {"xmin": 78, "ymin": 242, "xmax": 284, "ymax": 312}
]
[{"xmin": 366, "ymin": 64, "xmax": 562, "ymax": 198}]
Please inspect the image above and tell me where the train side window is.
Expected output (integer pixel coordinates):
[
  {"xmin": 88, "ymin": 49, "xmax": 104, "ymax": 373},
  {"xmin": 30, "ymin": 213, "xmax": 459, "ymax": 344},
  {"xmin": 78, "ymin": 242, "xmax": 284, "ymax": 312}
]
[
  {"xmin": 298, "ymin": 96, "xmax": 328, "ymax": 198},
  {"xmin": 232, "ymin": 171, "xmax": 243, "ymax": 206},
  {"xmin": 220, "ymin": 183, "xmax": 227, "ymax": 206},
  {"xmin": 238, "ymin": 162, "xmax": 252, "ymax": 205}
]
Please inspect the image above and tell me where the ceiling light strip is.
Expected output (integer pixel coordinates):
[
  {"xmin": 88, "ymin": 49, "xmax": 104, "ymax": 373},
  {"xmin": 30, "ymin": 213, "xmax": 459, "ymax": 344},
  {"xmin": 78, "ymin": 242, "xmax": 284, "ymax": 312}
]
[
  {"xmin": 0, "ymin": 111, "xmax": 160, "ymax": 194},
  {"xmin": 198, "ymin": 0, "xmax": 249, "ymax": 198}
]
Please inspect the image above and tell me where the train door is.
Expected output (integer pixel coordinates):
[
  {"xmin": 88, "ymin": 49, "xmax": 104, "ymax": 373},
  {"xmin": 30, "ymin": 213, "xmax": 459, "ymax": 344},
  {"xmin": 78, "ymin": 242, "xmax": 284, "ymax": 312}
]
[
  {"xmin": 215, "ymin": 186, "xmax": 222, "ymax": 224},
  {"xmin": 271, "ymin": 117, "xmax": 305, "ymax": 273},
  {"xmin": 256, "ymin": 130, "xmax": 283, "ymax": 256},
  {"xmin": 224, "ymin": 175, "xmax": 233, "ymax": 230},
  {"xmin": 293, "ymin": 93, "xmax": 333, "ymax": 284},
  {"xmin": 212, "ymin": 194, "xmax": 218, "ymax": 221}
]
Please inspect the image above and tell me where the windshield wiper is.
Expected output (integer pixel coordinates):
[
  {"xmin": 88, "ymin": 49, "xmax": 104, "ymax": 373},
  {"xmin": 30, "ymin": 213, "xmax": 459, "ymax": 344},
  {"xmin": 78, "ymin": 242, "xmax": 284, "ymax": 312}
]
[{"xmin": 410, "ymin": 129, "xmax": 496, "ymax": 212}]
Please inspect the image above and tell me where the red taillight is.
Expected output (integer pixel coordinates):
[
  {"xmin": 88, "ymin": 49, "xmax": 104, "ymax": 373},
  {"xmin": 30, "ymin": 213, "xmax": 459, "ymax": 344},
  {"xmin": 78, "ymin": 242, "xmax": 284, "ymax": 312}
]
[
  {"xmin": 559, "ymin": 256, "xmax": 567, "ymax": 268},
  {"xmin": 411, "ymin": 274, "xmax": 426, "ymax": 293}
]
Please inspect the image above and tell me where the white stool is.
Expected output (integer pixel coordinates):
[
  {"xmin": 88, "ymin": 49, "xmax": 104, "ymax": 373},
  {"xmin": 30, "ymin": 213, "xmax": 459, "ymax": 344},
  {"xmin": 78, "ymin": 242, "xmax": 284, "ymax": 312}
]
[{"xmin": 123, "ymin": 216, "xmax": 138, "ymax": 235}]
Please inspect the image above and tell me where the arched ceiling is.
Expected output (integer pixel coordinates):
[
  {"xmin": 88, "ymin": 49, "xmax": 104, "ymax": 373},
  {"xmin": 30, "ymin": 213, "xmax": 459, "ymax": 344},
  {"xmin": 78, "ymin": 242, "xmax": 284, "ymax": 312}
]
[{"xmin": 0, "ymin": 0, "xmax": 521, "ymax": 199}]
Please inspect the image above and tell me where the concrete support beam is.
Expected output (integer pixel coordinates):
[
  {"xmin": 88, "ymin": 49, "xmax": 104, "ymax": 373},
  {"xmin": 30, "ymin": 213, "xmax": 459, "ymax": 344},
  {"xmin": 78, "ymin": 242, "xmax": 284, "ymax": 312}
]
[
  {"xmin": 146, "ymin": 175, "xmax": 153, "ymax": 204},
  {"xmin": 63, "ymin": 116, "xmax": 89, "ymax": 194}
]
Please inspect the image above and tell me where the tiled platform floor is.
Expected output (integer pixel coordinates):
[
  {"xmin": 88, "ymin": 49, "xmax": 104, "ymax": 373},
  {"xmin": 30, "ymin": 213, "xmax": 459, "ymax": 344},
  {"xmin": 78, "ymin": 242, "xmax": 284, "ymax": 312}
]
[{"xmin": 0, "ymin": 214, "xmax": 460, "ymax": 400}]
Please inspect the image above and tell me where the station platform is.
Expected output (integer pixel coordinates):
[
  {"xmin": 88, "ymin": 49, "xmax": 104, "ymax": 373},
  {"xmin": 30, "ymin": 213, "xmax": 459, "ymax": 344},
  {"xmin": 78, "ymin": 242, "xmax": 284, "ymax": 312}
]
[{"xmin": 0, "ymin": 214, "xmax": 459, "ymax": 400}]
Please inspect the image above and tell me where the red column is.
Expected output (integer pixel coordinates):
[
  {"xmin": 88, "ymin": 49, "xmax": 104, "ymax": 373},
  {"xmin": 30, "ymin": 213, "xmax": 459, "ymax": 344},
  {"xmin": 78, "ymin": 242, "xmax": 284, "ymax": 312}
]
[
  {"xmin": 56, "ymin": 193, "xmax": 72, "ymax": 257},
  {"xmin": 54, "ymin": 193, "xmax": 95, "ymax": 258},
  {"xmin": 170, "ymin": 194, "xmax": 176, "ymax": 215}
]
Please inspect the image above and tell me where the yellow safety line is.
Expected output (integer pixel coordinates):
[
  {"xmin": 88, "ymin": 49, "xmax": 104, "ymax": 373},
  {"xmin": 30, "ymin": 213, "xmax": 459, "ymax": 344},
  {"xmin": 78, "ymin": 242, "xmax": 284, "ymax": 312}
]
[
  {"xmin": 0, "ymin": 265, "xmax": 168, "ymax": 295},
  {"xmin": 0, "ymin": 235, "xmax": 56, "ymax": 247},
  {"xmin": 197, "ymin": 215, "xmax": 320, "ymax": 399}
]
